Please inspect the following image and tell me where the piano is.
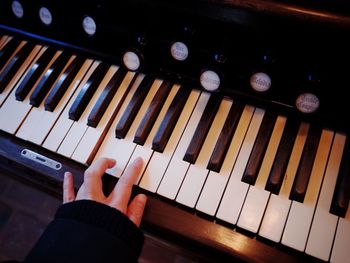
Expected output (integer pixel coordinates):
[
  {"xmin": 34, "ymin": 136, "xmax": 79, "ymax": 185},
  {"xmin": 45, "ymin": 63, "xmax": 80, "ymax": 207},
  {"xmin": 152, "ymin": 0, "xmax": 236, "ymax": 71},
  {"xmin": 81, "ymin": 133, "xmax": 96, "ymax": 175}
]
[{"xmin": 1, "ymin": 0, "xmax": 350, "ymax": 262}]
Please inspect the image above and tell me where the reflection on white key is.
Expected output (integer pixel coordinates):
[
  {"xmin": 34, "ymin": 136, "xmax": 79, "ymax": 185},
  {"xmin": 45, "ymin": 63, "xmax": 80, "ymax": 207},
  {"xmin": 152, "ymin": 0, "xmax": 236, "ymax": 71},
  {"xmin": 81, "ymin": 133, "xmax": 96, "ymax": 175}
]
[
  {"xmin": 0, "ymin": 42, "xmax": 37, "ymax": 106},
  {"xmin": 93, "ymin": 74, "xmax": 145, "ymax": 168},
  {"xmin": 196, "ymin": 105, "xmax": 254, "ymax": 216},
  {"xmin": 306, "ymin": 133, "xmax": 346, "ymax": 261},
  {"xmin": 157, "ymin": 92, "xmax": 210, "ymax": 200},
  {"xmin": 43, "ymin": 61, "xmax": 100, "ymax": 151},
  {"xmin": 27, "ymin": 57, "xmax": 92, "ymax": 145},
  {"xmin": 139, "ymin": 89, "xmax": 200, "ymax": 192},
  {"xmin": 237, "ymin": 116, "xmax": 286, "ymax": 233},
  {"xmin": 259, "ymin": 122, "xmax": 309, "ymax": 242},
  {"xmin": 58, "ymin": 65, "xmax": 117, "ymax": 157},
  {"xmin": 0, "ymin": 46, "xmax": 48, "ymax": 134},
  {"xmin": 331, "ymin": 209, "xmax": 350, "ymax": 263},
  {"xmin": 216, "ymin": 107, "xmax": 265, "ymax": 224},
  {"xmin": 72, "ymin": 71, "xmax": 136, "ymax": 164},
  {"xmin": 127, "ymin": 84, "xmax": 180, "ymax": 184},
  {"xmin": 176, "ymin": 99, "xmax": 232, "ymax": 208},
  {"xmin": 16, "ymin": 50, "xmax": 64, "ymax": 140},
  {"xmin": 281, "ymin": 129, "xmax": 334, "ymax": 251}
]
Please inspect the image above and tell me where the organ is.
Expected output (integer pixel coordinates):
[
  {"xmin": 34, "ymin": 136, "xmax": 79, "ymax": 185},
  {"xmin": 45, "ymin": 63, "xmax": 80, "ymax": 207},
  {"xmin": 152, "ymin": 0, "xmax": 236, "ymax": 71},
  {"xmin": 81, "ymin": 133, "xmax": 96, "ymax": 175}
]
[{"xmin": 1, "ymin": 0, "xmax": 350, "ymax": 262}]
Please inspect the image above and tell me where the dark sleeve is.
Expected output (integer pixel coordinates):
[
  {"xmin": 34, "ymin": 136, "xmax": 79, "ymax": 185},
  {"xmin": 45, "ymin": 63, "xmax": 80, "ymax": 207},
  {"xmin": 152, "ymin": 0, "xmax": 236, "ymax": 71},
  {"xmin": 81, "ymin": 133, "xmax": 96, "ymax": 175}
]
[{"xmin": 23, "ymin": 200, "xmax": 144, "ymax": 263}]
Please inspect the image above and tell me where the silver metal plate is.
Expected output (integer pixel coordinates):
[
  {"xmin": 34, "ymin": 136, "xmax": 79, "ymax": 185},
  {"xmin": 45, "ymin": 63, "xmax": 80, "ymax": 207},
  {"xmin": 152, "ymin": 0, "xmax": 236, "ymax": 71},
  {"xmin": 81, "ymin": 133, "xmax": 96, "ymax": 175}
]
[{"xmin": 21, "ymin": 149, "xmax": 62, "ymax": 170}]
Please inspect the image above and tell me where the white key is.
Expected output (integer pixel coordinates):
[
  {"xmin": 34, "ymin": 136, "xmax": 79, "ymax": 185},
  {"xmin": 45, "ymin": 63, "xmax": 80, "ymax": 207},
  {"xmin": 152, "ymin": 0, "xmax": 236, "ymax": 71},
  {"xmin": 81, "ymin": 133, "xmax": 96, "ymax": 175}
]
[
  {"xmin": 216, "ymin": 108, "xmax": 265, "ymax": 224},
  {"xmin": 127, "ymin": 84, "xmax": 180, "ymax": 184},
  {"xmin": 331, "ymin": 209, "xmax": 350, "ymax": 263},
  {"xmin": 0, "ymin": 35, "xmax": 10, "ymax": 49},
  {"xmin": 176, "ymin": 99, "xmax": 232, "ymax": 208},
  {"xmin": 43, "ymin": 60, "xmax": 99, "ymax": 151},
  {"xmin": 16, "ymin": 50, "xmax": 64, "ymax": 140},
  {"xmin": 196, "ymin": 105, "xmax": 254, "ymax": 216},
  {"xmin": 139, "ymin": 89, "xmax": 200, "ymax": 192},
  {"xmin": 107, "ymin": 79, "xmax": 163, "ymax": 177},
  {"xmin": 281, "ymin": 129, "xmax": 334, "ymax": 251},
  {"xmin": 259, "ymin": 122, "xmax": 309, "ymax": 242},
  {"xmin": 237, "ymin": 115, "xmax": 286, "ymax": 233},
  {"xmin": 306, "ymin": 133, "xmax": 346, "ymax": 261},
  {"xmin": 93, "ymin": 74, "xmax": 145, "ymax": 165},
  {"xmin": 0, "ymin": 46, "xmax": 48, "ymax": 133},
  {"xmin": 28, "ymin": 58, "xmax": 93, "ymax": 145},
  {"xmin": 72, "ymin": 71, "xmax": 136, "ymax": 164},
  {"xmin": 0, "ymin": 41, "xmax": 35, "ymax": 106},
  {"xmin": 57, "ymin": 65, "xmax": 117, "ymax": 157},
  {"xmin": 156, "ymin": 92, "xmax": 210, "ymax": 200}
]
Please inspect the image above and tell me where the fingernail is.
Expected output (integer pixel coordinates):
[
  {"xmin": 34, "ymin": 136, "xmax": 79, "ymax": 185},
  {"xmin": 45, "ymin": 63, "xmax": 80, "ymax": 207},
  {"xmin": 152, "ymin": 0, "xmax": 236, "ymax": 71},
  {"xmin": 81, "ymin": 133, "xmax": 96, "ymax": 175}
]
[
  {"xmin": 134, "ymin": 157, "xmax": 143, "ymax": 166},
  {"xmin": 64, "ymin": 172, "xmax": 69, "ymax": 179}
]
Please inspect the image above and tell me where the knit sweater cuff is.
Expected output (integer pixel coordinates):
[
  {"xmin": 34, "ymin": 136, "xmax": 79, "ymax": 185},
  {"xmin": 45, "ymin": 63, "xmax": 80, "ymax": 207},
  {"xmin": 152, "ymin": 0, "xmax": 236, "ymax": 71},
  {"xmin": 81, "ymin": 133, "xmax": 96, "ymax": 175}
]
[{"xmin": 55, "ymin": 200, "xmax": 144, "ymax": 256}]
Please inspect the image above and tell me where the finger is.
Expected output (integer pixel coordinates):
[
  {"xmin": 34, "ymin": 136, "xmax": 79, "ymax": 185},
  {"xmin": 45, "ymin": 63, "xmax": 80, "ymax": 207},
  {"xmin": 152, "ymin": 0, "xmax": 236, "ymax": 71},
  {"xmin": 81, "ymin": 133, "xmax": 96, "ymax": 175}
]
[
  {"xmin": 127, "ymin": 194, "xmax": 147, "ymax": 227},
  {"xmin": 63, "ymin": 172, "xmax": 75, "ymax": 203},
  {"xmin": 84, "ymin": 157, "xmax": 116, "ymax": 181},
  {"xmin": 108, "ymin": 157, "xmax": 143, "ymax": 212}
]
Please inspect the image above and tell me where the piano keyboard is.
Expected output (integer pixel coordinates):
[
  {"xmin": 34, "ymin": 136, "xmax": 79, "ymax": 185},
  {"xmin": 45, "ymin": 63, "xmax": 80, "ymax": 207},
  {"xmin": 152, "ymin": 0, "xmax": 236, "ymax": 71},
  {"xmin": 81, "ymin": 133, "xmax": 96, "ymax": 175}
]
[{"xmin": 1, "ymin": 35, "xmax": 350, "ymax": 263}]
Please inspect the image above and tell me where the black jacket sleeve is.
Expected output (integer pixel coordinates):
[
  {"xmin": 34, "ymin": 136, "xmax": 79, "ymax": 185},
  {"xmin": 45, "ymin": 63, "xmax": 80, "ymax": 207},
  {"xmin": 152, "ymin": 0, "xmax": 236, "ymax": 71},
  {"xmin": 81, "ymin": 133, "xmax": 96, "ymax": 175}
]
[{"xmin": 23, "ymin": 200, "xmax": 144, "ymax": 263}]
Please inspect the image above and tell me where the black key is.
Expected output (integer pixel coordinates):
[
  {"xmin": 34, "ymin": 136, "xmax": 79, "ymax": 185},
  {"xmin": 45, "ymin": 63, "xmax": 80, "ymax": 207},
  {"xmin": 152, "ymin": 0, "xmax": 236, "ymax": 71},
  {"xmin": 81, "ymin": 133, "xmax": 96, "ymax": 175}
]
[
  {"xmin": 29, "ymin": 52, "xmax": 71, "ymax": 107},
  {"xmin": 330, "ymin": 137, "xmax": 350, "ymax": 217},
  {"xmin": 133, "ymin": 80, "xmax": 172, "ymax": 145},
  {"xmin": 152, "ymin": 86, "xmax": 191, "ymax": 153},
  {"xmin": 15, "ymin": 47, "xmax": 56, "ymax": 101},
  {"xmin": 183, "ymin": 95, "xmax": 221, "ymax": 164},
  {"xmin": 207, "ymin": 102, "xmax": 244, "ymax": 172},
  {"xmin": 0, "ymin": 42, "xmax": 35, "ymax": 93},
  {"xmin": 87, "ymin": 67, "xmax": 128, "ymax": 128},
  {"xmin": 68, "ymin": 62, "xmax": 110, "ymax": 121},
  {"xmin": 115, "ymin": 75, "xmax": 154, "ymax": 139},
  {"xmin": 44, "ymin": 56, "xmax": 85, "ymax": 112},
  {"xmin": 242, "ymin": 111, "xmax": 278, "ymax": 185},
  {"xmin": 265, "ymin": 118, "xmax": 300, "ymax": 194},
  {"xmin": 289, "ymin": 125, "xmax": 322, "ymax": 202},
  {"xmin": 0, "ymin": 38, "xmax": 21, "ymax": 71}
]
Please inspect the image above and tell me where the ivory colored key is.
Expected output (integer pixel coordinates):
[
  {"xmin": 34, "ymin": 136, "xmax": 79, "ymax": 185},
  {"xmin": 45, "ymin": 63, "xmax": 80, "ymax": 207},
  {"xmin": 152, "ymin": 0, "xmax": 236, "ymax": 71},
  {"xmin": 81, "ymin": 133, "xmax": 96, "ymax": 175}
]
[
  {"xmin": 0, "ymin": 35, "xmax": 10, "ymax": 49},
  {"xmin": 43, "ymin": 60, "xmax": 100, "ymax": 151},
  {"xmin": 258, "ymin": 122, "xmax": 309, "ymax": 243},
  {"xmin": 0, "ymin": 41, "xmax": 34, "ymax": 98},
  {"xmin": 305, "ymin": 133, "xmax": 346, "ymax": 261},
  {"xmin": 196, "ymin": 105, "xmax": 254, "ymax": 216},
  {"xmin": 28, "ymin": 58, "xmax": 93, "ymax": 145},
  {"xmin": 72, "ymin": 71, "xmax": 136, "ymax": 164},
  {"xmin": 0, "ymin": 46, "xmax": 51, "ymax": 134},
  {"xmin": 105, "ymin": 78, "xmax": 162, "ymax": 177},
  {"xmin": 176, "ymin": 98, "xmax": 232, "ymax": 208},
  {"xmin": 57, "ymin": 65, "xmax": 117, "ymax": 157},
  {"xmin": 139, "ymin": 89, "xmax": 200, "ymax": 192},
  {"xmin": 237, "ymin": 115, "xmax": 286, "ymax": 233},
  {"xmin": 125, "ymin": 84, "xmax": 180, "ymax": 184},
  {"xmin": 157, "ymin": 92, "xmax": 210, "ymax": 200},
  {"xmin": 281, "ymin": 129, "xmax": 334, "ymax": 252},
  {"xmin": 330, "ymin": 210, "xmax": 350, "ymax": 263},
  {"xmin": 216, "ymin": 107, "xmax": 265, "ymax": 224}
]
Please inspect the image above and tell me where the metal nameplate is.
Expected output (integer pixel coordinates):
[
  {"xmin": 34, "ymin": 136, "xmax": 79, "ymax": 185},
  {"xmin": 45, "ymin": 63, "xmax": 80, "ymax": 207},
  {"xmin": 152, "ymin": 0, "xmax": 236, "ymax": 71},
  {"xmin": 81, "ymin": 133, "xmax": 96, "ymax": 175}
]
[{"xmin": 21, "ymin": 149, "xmax": 62, "ymax": 170}]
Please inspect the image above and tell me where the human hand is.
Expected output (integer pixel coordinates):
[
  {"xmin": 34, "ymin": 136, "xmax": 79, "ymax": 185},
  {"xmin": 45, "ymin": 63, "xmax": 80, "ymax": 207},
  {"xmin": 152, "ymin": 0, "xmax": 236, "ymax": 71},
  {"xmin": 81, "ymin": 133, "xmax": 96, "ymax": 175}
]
[{"xmin": 63, "ymin": 157, "xmax": 147, "ymax": 227}]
